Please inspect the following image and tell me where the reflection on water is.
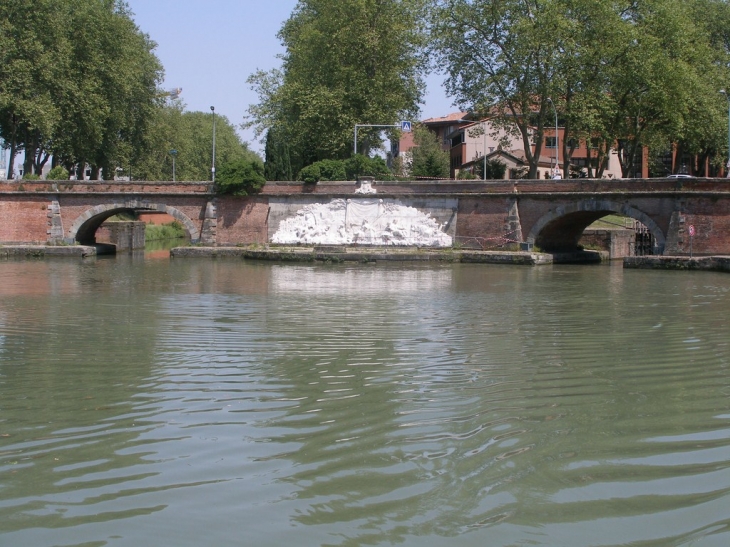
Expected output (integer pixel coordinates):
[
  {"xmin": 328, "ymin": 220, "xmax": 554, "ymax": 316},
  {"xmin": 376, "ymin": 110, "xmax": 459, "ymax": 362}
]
[{"xmin": 0, "ymin": 259, "xmax": 729, "ymax": 546}]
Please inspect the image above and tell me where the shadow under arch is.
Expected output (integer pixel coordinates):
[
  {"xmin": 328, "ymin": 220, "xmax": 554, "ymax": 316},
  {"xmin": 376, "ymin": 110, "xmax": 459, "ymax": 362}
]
[
  {"xmin": 66, "ymin": 200, "xmax": 200, "ymax": 245},
  {"xmin": 525, "ymin": 199, "xmax": 665, "ymax": 255}
]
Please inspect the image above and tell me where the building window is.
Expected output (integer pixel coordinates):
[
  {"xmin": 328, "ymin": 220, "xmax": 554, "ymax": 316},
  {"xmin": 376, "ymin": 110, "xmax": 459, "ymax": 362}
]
[{"xmin": 545, "ymin": 136, "xmax": 557, "ymax": 148}]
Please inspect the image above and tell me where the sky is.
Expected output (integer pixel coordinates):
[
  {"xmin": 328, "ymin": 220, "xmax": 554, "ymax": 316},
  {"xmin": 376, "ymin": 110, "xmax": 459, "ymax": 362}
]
[{"xmin": 125, "ymin": 0, "xmax": 457, "ymax": 154}]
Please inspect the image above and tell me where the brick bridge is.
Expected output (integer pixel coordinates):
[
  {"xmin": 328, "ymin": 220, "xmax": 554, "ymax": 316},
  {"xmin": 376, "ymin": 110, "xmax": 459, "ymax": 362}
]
[{"xmin": 1, "ymin": 178, "xmax": 729, "ymax": 256}]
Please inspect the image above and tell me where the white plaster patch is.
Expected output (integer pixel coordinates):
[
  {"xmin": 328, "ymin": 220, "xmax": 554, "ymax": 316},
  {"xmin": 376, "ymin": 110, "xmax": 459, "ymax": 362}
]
[{"xmin": 271, "ymin": 198, "xmax": 452, "ymax": 247}]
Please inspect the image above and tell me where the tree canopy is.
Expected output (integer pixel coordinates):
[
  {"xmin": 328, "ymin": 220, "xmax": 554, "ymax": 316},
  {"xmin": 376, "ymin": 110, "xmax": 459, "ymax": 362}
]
[
  {"xmin": 409, "ymin": 124, "xmax": 450, "ymax": 178},
  {"xmin": 0, "ymin": 0, "xmax": 163, "ymax": 178},
  {"xmin": 431, "ymin": 0, "xmax": 730, "ymax": 178},
  {"xmin": 132, "ymin": 103, "xmax": 261, "ymax": 182},
  {"xmin": 246, "ymin": 0, "xmax": 429, "ymax": 176}
]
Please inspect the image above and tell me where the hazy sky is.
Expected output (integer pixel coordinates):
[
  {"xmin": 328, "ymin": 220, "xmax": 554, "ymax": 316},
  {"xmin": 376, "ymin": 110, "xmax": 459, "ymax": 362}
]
[{"xmin": 125, "ymin": 0, "xmax": 456, "ymax": 153}]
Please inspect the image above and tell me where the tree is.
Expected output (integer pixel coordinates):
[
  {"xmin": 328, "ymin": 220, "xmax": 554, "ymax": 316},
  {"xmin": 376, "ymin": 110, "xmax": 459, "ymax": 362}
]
[
  {"xmin": 432, "ymin": 0, "xmax": 730, "ymax": 179},
  {"xmin": 246, "ymin": 0, "xmax": 429, "ymax": 175},
  {"xmin": 264, "ymin": 128, "xmax": 293, "ymax": 181},
  {"xmin": 432, "ymin": 0, "xmax": 569, "ymax": 179},
  {"xmin": 0, "ymin": 0, "xmax": 68, "ymax": 176},
  {"xmin": 133, "ymin": 105, "xmax": 261, "ymax": 181},
  {"xmin": 0, "ymin": 0, "xmax": 163, "ymax": 178},
  {"xmin": 409, "ymin": 124, "xmax": 450, "ymax": 178}
]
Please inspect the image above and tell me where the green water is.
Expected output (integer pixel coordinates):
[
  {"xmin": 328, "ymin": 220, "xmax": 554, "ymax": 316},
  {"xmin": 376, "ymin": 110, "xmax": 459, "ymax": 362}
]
[{"xmin": 1, "ymin": 257, "xmax": 729, "ymax": 546}]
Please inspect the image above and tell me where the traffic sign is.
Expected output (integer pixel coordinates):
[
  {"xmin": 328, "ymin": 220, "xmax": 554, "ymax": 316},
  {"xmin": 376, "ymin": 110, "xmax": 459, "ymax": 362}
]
[
  {"xmin": 688, "ymin": 224, "xmax": 696, "ymax": 237},
  {"xmin": 401, "ymin": 121, "xmax": 412, "ymax": 132}
]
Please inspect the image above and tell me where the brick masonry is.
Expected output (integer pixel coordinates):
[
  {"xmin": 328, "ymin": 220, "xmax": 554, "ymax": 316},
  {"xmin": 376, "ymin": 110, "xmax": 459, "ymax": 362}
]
[{"xmin": 3, "ymin": 178, "xmax": 730, "ymax": 256}]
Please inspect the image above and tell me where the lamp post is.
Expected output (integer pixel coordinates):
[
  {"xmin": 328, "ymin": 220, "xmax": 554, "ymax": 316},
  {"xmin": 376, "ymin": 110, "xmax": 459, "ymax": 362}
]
[
  {"xmin": 546, "ymin": 97, "xmax": 559, "ymax": 177},
  {"xmin": 169, "ymin": 149, "xmax": 178, "ymax": 182},
  {"xmin": 210, "ymin": 106, "xmax": 216, "ymax": 183},
  {"xmin": 721, "ymin": 90, "xmax": 730, "ymax": 177}
]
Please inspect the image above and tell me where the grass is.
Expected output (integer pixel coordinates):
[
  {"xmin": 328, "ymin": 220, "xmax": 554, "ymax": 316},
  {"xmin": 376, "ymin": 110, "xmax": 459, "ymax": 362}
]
[
  {"xmin": 588, "ymin": 214, "xmax": 634, "ymax": 230},
  {"xmin": 145, "ymin": 221, "xmax": 186, "ymax": 241}
]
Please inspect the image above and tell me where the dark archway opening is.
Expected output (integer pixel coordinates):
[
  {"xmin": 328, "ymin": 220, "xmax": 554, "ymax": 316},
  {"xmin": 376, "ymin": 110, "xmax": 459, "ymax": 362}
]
[
  {"xmin": 534, "ymin": 210, "xmax": 655, "ymax": 257},
  {"xmin": 75, "ymin": 208, "xmax": 192, "ymax": 252}
]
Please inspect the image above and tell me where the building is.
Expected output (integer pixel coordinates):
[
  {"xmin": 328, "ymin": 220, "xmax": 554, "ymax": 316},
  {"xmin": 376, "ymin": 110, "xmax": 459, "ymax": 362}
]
[{"xmin": 398, "ymin": 111, "xmax": 625, "ymax": 179}]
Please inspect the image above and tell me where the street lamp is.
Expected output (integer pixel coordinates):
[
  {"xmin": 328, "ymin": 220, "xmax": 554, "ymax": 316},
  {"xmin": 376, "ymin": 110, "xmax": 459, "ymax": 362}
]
[
  {"xmin": 720, "ymin": 90, "xmax": 730, "ymax": 177},
  {"xmin": 210, "ymin": 106, "xmax": 216, "ymax": 183},
  {"xmin": 169, "ymin": 149, "xmax": 178, "ymax": 182},
  {"xmin": 546, "ymin": 97, "xmax": 559, "ymax": 177}
]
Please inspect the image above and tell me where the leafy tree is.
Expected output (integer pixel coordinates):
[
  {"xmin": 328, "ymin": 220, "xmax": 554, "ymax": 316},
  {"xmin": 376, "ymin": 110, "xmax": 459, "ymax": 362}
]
[
  {"xmin": 133, "ymin": 105, "xmax": 261, "ymax": 181},
  {"xmin": 432, "ymin": 0, "xmax": 567, "ymax": 178},
  {"xmin": 0, "ymin": 0, "xmax": 68, "ymax": 176},
  {"xmin": 0, "ymin": 0, "xmax": 162, "ymax": 178},
  {"xmin": 264, "ymin": 128, "xmax": 293, "ymax": 181},
  {"xmin": 432, "ymin": 0, "xmax": 730, "ymax": 179},
  {"xmin": 246, "ymin": 0, "xmax": 428, "ymax": 175},
  {"xmin": 216, "ymin": 158, "xmax": 266, "ymax": 195},
  {"xmin": 409, "ymin": 124, "xmax": 450, "ymax": 178}
]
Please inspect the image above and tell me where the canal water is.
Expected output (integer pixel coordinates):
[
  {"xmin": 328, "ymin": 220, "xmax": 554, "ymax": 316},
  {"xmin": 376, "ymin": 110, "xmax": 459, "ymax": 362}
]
[{"xmin": 0, "ymin": 256, "xmax": 729, "ymax": 546}]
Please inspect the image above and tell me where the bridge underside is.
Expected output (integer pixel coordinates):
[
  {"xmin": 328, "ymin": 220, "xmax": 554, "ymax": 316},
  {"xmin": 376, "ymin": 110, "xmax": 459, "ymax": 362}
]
[{"xmin": 536, "ymin": 210, "xmax": 617, "ymax": 253}]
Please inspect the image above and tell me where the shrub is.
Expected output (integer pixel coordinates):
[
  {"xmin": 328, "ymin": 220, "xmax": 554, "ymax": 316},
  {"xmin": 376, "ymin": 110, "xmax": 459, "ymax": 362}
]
[
  {"xmin": 297, "ymin": 160, "xmax": 346, "ymax": 183},
  {"xmin": 22, "ymin": 172, "xmax": 41, "ymax": 180},
  {"xmin": 298, "ymin": 163, "xmax": 322, "ymax": 183},
  {"xmin": 316, "ymin": 159, "xmax": 347, "ymax": 181},
  {"xmin": 47, "ymin": 166, "xmax": 70, "ymax": 180},
  {"xmin": 216, "ymin": 159, "xmax": 266, "ymax": 195},
  {"xmin": 298, "ymin": 155, "xmax": 394, "ymax": 182},
  {"xmin": 345, "ymin": 154, "xmax": 392, "ymax": 180}
]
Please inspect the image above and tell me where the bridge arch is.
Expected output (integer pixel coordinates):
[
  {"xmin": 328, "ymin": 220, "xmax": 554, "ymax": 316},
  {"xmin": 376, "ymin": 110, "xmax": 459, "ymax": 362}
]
[
  {"xmin": 526, "ymin": 199, "xmax": 665, "ymax": 254},
  {"xmin": 66, "ymin": 200, "xmax": 200, "ymax": 245}
]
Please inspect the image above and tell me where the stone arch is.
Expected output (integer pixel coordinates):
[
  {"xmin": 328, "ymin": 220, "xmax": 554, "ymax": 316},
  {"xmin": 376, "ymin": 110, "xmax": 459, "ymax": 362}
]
[
  {"xmin": 66, "ymin": 199, "xmax": 200, "ymax": 245},
  {"xmin": 525, "ymin": 199, "xmax": 665, "ymax": 254}
]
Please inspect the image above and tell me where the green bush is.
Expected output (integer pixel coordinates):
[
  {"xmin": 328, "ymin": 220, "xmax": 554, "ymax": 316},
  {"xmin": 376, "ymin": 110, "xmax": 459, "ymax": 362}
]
[
  {"xmin": 22, "ymin": 172, "xmax": 41, "ymax": 180},
  {"xmin": 298, "ymin": 163, "xmax": 322, "ymax": 183},
  {"xmin": 216, "ymin": 159, "xmax": 266, "ymax": 195},
  {"xmin": 317, "ymin": 159, "xmax": 347, "ymax": 181},
  {"xmin": 297, "ymin": 155, "xmax": 394, "ymax": 183},
  {"xmin": 345, "ymin": 154, "xmax": 392, "ymax": 180},
  {"xmin": 47, "ymin": 166, "xmax": 70, "ymax": 180},
  {"xmin": 297, "ymin": 159, "xmax": 347, "ymax": 183}
]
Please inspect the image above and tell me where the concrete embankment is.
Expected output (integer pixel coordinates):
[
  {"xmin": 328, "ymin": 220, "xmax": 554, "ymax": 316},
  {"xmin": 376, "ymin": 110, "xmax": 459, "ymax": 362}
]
[
  {"xmin": 624, "ymin": 256, "xmax": 730, "ymax": 272},
  {"xmin": 171, "ymin": 245, "xmax": 558, "ymax": 265},
  {"xmin": 0, "ymin": 245, "xmax": 98, "ymax": 258}
]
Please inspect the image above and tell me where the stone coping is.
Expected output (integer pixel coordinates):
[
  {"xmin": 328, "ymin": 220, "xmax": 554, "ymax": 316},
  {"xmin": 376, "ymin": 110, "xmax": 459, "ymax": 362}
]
[
  {"xmin": 171, "ymin": 245, "xmax": 555, "ymax": 265},
  {"xmin": 624, "ymin": 256, "xmax": 730, "ymax": 272},
  {"xmin": 0, "ymin": 245, "xmax": 97, "ymax": 257}
]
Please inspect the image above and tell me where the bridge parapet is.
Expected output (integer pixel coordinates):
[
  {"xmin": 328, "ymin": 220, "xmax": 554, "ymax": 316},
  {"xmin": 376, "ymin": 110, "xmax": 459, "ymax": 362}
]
[
  {"xmin": 3, "ymin": 178, "xmax": 730, "ymax": 197},
  {"xmin": 0, "ymin": 181, "xmax": 212, "ymax": 194},
  {"xmin": 259, "ymin": 178, "xmax": 730, "ymax": 196}
]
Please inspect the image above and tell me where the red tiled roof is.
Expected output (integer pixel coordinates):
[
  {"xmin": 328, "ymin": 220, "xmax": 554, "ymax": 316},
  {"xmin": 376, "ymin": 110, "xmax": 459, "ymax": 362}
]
[{"xmin": 422, "ymin": 111, "xmax": 470, "ymax": 124}]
